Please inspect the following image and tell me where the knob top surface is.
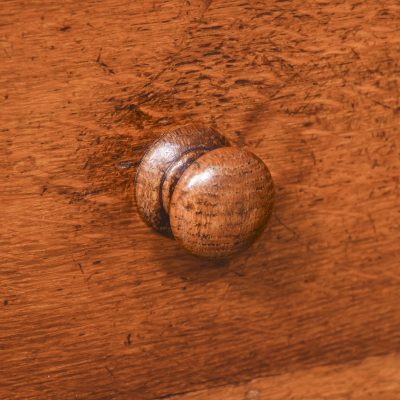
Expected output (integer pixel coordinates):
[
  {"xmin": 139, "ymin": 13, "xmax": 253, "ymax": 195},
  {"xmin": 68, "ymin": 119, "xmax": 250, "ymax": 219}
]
[{"xmin": 169, "ymin": 147, "xmax": 274, "ymax": 258}]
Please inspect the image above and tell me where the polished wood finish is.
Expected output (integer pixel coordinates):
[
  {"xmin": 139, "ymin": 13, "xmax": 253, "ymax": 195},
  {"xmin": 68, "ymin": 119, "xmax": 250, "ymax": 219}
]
[
  {"xmin": 136, "ymin": 126, "xmax": 274, "ymax": 258},
  {"xmin": 170, "ymin": 147, "xmax": 274, "ymax": 258},
  {"xmin": 135, "ymin": 124, "xmax": 228, "ymax": 235},
  {"xmin": 1, "ymin": 0, "xmax": 400, "ymax": 399},
  {"xmin": 162, "ymin": 148, "xmax": 205, "ymax": 213},
  {"xmin": 171, "ymin": 355, "xmax": 400, "ymax": 400}
]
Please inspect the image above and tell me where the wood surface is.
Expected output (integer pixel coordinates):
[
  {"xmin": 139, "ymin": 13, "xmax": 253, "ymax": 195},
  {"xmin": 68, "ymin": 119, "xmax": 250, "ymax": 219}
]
[
  {"xmin": 171, "ymin": 355, "xmax": 400, "ymax": 400},
  {"xmin": 135, "ymin": 124, "xmax": 229, "ymax": 236},
  {"xmin": 169, "ymin": 146, "xmax": 274, "ymax": 258},
  {"xmin": 1, "ymin": 0, "xmax": 400, "ymax": 399}
]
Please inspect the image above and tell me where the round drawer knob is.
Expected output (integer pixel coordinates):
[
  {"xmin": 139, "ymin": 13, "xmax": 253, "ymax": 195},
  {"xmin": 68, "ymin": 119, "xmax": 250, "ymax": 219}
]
[{"xmin": 135, "ymin": 124, "xmax": 274, "ymax": 258}]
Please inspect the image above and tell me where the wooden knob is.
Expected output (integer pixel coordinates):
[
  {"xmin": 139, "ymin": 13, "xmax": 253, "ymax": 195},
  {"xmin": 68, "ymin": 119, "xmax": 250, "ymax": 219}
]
[{"xmin": 135, "ymin": 125, "xmax": 274, "ymax": 259}]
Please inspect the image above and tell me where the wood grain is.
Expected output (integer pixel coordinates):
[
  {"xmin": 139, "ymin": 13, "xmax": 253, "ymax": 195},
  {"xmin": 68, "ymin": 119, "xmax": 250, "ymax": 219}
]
[
  {"xmin": 135, "ymin": 124, "xmax": 229, "ymax": 236},
  {"xmin": 1, "ymin": 0, "xmax": 400, "ymax": 399},
  {"xmin": 170, "ymin": 354, "xmax": 400, "ymax": 400},
  {"xmin": 170, "ymin": 147, "xmax": 274, "ymax": 258}
]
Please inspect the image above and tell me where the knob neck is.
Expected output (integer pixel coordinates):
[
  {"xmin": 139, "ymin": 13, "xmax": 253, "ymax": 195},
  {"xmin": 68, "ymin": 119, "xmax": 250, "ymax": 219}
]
[
  {"xmin": 161, "ymin": 149, "xmax": 207, "ymax": 214},
  {"xmin": 135, "ymin": 124, "xmax": 229, "ymax": 235}
]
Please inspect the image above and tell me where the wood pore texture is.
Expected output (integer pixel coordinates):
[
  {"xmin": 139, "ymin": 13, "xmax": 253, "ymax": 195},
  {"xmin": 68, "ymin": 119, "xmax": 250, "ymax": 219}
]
[
  {"xmin": 135, "ymin": 124, "xmax": 229, "ymax": 236},
  {"xmin": 1, "ymin": 1, "xmax": 399, "ymax": 399},
  {"xmin": 169, "ymin": 147, "xmax": 274, "ymax": 258}
]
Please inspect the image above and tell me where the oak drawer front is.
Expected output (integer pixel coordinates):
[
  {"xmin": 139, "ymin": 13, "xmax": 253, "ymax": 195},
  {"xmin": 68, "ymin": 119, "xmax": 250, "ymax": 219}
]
[{"xmin": 1, "ymin": 1, "xmax": 399, "ymax": 399}]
